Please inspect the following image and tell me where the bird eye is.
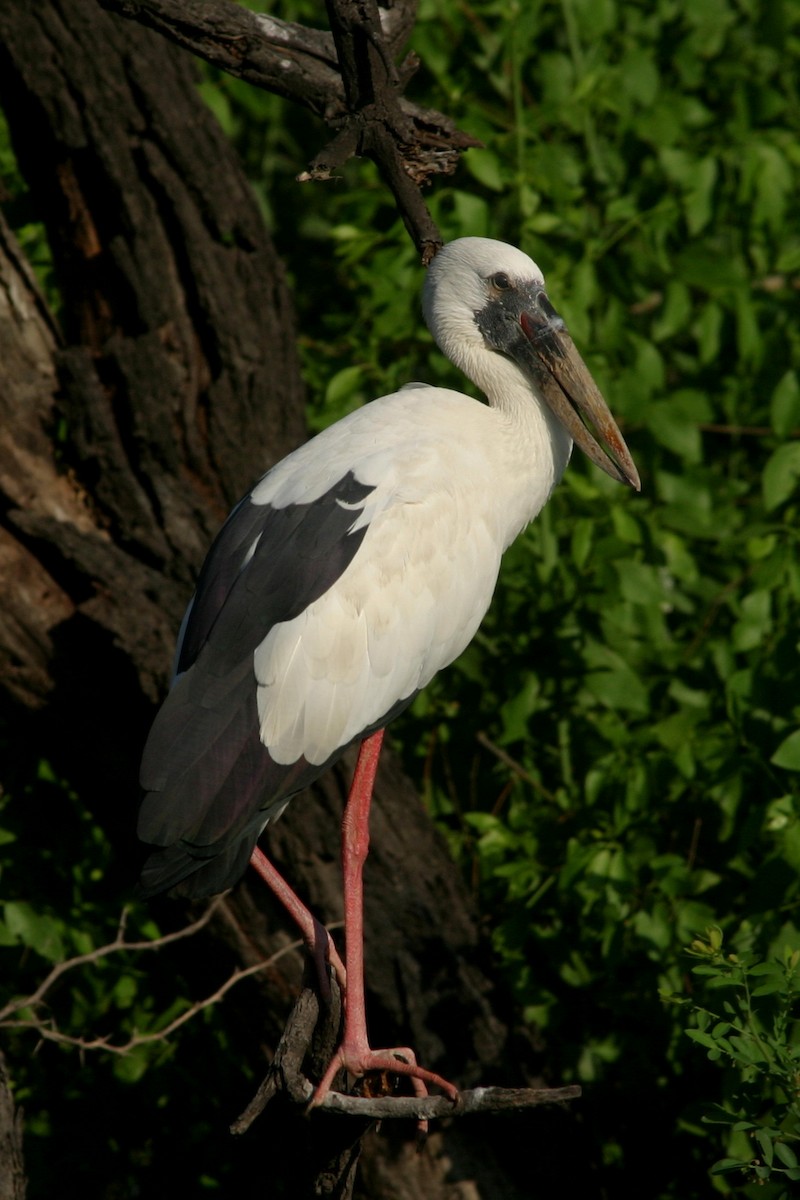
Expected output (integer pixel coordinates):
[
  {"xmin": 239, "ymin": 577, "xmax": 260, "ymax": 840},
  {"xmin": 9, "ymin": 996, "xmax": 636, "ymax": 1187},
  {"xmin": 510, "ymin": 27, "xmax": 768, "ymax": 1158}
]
[{"xmin": 491, "ymin": 272, "xmax": 512, "ymax": 291}]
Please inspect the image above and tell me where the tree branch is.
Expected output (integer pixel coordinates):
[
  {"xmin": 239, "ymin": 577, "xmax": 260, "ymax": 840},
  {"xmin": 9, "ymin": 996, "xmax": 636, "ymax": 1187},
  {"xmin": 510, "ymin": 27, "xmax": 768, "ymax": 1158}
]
[
  {"xmin": 100, "ymin": 0, "xmax": 345, "ymax": 114},
  {"xmin": 0, "ymin": 898, "xmax": 342, "ymax": 1059},
  {"xmin": 233, "ymin": 977, "xmax": 580, "ymax": 1131},
  {"xmin": 98, "ymin": 0, "xmax": 480, "ymax": 259},
  {"xmin": 230, "ymin": 974, "xmax": 579, "ymax": 1199},
  {"xmin": 476, "ymin": 731, "xmax": 559, "ymax": 802},
  {"xmin": 316, "ymin": 1084, "xmax": 582, "ymax": 1120},
  {"xmin": 0, "ymin": 898, "xmax": 227, "ymax": 1026}
]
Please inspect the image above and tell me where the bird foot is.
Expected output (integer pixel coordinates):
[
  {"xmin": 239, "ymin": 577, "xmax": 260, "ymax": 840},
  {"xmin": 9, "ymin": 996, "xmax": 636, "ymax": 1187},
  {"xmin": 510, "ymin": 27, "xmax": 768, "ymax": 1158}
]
[{"xmin": 308, "ymin": 1041, "xmax": 459, "ymax": 1128}]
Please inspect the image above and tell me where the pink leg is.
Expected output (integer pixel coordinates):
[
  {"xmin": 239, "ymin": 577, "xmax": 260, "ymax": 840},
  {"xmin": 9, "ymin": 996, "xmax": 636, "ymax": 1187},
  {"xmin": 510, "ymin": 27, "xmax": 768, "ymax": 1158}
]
[
  {"xmin": 309, "ymin": 729, "xmax": 459, "ymax": 1108},
  {"xmin": 249, "ymin": 845, "xmax": 346, "ymax": 1000}
]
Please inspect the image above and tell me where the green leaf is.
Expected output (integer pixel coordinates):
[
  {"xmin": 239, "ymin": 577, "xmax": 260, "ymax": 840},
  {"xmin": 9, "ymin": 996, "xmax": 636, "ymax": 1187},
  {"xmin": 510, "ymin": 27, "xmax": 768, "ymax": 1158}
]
[
  {"xmin": 693, "ymin": 302, "xmax": 723, "ymax": 365},
  {"xmin": 619, "ymin": 48, "xmax": 659, "ymax": 106},
  {"xmin": 3, "ymin": 902, "xmax": 65, "ymax": 963},
  {"xmin": 583, "ymin": 667, "xmax": 649, "ymax": 714},
  {"xmin": 750, "ymin": 143, "xmax": 794, "ymax": 230},
  {"xmin": 731, "ymin": 590, "xmax": 772, "ymax": 653},
  {"xmin": 770, "ymin": 372, "xmax": 800, "ymax": 439},
  {"xmin": 324, "ymin": 365, "xmax": 364, "ymax": 408},
  {"xmin": 0, "ymin": 921, "xmax": 18, "ymax": 947},
  {"xmin": 701, "ymin": 1104, "xmax": 742, "ymax": 1126},
  {"xmin": 710, "ymin": 1158, "xmax": 751, "ymax": 1175},
  {"xmin": 652, "ymin": 280, "xmax": 691, "ymax": 342},
  {"xmin": 772, "ymin": 730, "xmax": 800, "ymax": 771},
  {"xmin": 756, "ymin": 1129, "xmax": 774, "ymax": 1166},
  {"xmin": 463, "ymin": 148, "xmax": 506, "ymax": 192},
  {"xmin": 112, "ymin": 1045, "xmax": 156, "ymax": 1084},
  {"xmin": 686, "ymin": 1028, "xmax": 719, "ymax": 1051},
  {"xmin": 615, "ymin": 560, "xmax": 669, "ymax": 607},
  {"xmin": 747, "ymin": 960, "xmax": 782, "ymax": 975},
  {"xmin": 774, "ymin": 1142, "xmax": 799, "ymax": 1169},
  {"xmin": 685, "ymin": 156, "xmax": 718, "ymax": 235},
  {"xmin": 763, "ymin": 443, "xmax": 800, "ymax": 512},
  {"xmin": 646, "ymin": 389, "xmax": 712, "ymax": 464},
  {"xmin": 570, "ymin": 518, "xmax": 594, "ymax": 568}
]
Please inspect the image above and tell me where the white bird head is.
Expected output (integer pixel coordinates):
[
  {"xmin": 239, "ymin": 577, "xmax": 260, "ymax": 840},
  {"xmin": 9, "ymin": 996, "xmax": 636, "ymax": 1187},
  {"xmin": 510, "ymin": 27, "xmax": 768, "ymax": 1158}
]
[{"xmin": 423, "ymin": 237, "xmax": 640, "ymax": 490}]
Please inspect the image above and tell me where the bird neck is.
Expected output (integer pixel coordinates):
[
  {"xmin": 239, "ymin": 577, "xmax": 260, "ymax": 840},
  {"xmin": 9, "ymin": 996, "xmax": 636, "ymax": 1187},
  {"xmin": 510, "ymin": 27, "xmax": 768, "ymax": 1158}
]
[{"xmin": 459, "ymin": 340, "xmax": 573, "ymax": 489}]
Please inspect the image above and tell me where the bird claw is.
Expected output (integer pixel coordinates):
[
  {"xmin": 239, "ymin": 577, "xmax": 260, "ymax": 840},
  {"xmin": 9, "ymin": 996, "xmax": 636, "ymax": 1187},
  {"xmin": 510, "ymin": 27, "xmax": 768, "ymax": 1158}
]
[{"xmin": 308, "ymin": 1043, "xmax": 459, "ymax": 1134}]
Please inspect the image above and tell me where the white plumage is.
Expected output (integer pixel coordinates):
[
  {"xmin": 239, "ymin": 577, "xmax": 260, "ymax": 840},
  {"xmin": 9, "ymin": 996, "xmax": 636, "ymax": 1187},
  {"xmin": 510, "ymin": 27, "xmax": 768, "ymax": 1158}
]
[
  {"xmin": 251, "ymin": 388, "xmax": 542, "ymax": 765},
  {"xmin": 137, "ymin": 236, "xmax": 639, "ymax": 899}
]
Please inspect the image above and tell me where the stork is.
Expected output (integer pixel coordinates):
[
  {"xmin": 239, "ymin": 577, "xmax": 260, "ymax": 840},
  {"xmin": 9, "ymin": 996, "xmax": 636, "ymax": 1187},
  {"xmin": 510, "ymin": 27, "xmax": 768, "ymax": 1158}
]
[{"xmin": 137, "ymin": 237, "xmax": 640, "ymax": 1106}]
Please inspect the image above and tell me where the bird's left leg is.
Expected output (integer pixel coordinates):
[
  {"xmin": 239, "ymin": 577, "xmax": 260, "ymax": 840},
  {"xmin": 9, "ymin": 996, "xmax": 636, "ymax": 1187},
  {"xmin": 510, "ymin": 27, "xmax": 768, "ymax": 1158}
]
[
  {"xmin": 309, "ymin": 729, "xmax": 459, "ymax": 1110},
  {"xmin": 249, "ymin": 846, "xmax": 346, "ymax": 1001}
]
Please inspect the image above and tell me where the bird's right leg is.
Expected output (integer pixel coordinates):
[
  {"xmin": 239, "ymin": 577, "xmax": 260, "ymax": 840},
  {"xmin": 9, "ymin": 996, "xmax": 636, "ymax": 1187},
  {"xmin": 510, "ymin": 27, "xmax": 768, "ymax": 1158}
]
[
  {"xmin": 249, "ymin": 846, "xmax": 346, "ymax": 1001},
  {"xmin": 309, "ymin": 730, "xmax": 459, "ymax": 1112}
]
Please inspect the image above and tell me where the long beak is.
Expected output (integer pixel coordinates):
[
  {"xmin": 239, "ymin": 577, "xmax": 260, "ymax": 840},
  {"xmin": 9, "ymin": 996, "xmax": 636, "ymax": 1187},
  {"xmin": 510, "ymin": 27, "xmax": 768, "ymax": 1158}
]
[{"xmin": 520, "ymin": 309, "xmax": 641, "ymax": 491}]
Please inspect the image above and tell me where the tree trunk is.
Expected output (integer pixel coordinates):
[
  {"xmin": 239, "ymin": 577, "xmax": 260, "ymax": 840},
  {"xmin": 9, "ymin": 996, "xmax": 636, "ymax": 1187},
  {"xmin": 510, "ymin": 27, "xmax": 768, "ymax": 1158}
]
[
  {"xmin": 0, "ymin": 1051, "xmax": 25, "ymax": 1200},
  {"xmin": 0, "ymin": 2, "xmax": 582, "ymax": 1196}
]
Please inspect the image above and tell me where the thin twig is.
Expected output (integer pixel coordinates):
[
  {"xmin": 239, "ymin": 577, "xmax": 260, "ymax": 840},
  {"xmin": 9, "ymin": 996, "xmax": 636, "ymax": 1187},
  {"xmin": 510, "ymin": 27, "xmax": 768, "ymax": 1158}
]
[
  {"xmin": 698, "ymin": 423, "xmax": 800, "ymax": 437},
  {"xmin": 0, "ymin": 896, "xmax": 228, "ymax": 1024},
  {"xmin": 1, "ymin": 939, "xmax": 305, "ymax": 1055},
  {"xmin": 476, "ymin": 731, "xmax": 557, "ymax": 803},
  {"xmin": 0, "ymin": 900, "xmax": 341, "ymax": 1061}
]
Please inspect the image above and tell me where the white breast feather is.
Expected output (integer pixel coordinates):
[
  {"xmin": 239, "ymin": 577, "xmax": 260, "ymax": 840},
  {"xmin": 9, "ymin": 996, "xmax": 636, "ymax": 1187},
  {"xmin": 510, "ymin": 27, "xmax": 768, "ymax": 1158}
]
[
  {"xmin": 250, "ymin": 383, "xmax": 563, "ymax": 766},
  {"xmin": 254, "ymin": 485, "xmax": 500, "ymax": 765}
]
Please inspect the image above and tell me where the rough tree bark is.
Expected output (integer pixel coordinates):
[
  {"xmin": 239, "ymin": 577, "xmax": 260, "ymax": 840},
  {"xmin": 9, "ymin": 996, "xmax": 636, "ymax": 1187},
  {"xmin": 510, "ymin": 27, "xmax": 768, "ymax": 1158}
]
[
  {"xmin": 0, "ymin": 1050, "xmax": 25, "ymax": 1200},
  {"xmin": 0, "ymin": 2, "xmax": 589, "ymax": 1197}
]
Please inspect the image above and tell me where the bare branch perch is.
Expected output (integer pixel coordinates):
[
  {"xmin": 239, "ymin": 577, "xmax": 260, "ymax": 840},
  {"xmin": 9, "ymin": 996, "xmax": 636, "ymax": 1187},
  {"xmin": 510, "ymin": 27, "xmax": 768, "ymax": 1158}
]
[
  {"xmin": 316, "ymin": 1083, "xmax": 582, "ymax": 1119},
  {"xmin": 232, "ymin": 977, "xmax": 580, "ymax": 1135}
]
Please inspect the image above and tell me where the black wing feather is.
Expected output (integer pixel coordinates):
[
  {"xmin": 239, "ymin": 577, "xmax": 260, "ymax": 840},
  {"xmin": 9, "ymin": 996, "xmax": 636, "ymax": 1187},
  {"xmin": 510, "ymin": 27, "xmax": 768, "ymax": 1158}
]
[{"xmin": 137, "ymin": 471, "xmax": 379, "ymax": 898}]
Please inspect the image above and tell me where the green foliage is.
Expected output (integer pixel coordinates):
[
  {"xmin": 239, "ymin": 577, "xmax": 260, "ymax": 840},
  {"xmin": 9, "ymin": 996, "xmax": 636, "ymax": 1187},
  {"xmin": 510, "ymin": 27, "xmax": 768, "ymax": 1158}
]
[{"xmin": 667, "ymin": 927, "xmax": 800, "ymax": 1196}]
